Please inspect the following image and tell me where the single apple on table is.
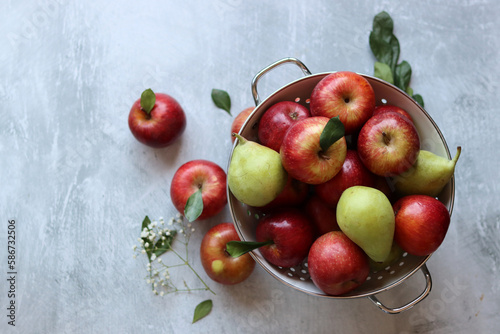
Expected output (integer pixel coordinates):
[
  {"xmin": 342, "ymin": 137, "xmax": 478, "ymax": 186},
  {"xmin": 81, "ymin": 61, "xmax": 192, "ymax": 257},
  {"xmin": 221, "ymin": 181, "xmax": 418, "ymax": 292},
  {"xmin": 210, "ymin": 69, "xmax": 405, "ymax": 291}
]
[
  {"xmin": 304, "ymin": 195, "xmax": 340, "ymax": 237},
  {"xmin": 314, "ymin": 149, "xmax": 375, "ymax": 208},
  {"xmin": 373, "ymin": 104, "xmax": 413, "ymax": 123},
  {"xmin": 231, "ymin": 107, "xmax": 255, "ymax": 142},
  {"xmin": 255, "ymin": 208, "xmax": 315, "ymax": 268},
  {"xmin": 357, "ymin": 111, "xmax": 420, "ymax": 177},
  {"xmin": 258, "ymin": 101, "xmax": 311, "ymax": 152},
  {"xmin": 170, "ymin": 160, "xmax": 227, "ymax": 221},
  {"xmin": 128, "ymin": 89, "xmax": 186, "ymax": 148},
  {"xmin": 393, "ymin": 195, "xmax": 451, "ymax": 256},
  {"xmin": 310, "ymin": 71, "xmax": 376, "ymax": 135},
  {"xmin": 200, "ymin": 223, "xmax": 255, "ymax": 285},
  {"xmin": 280, "ymin": 116, "xmax": 347, "ymax": 185},
  {"xmin": 308, "ymin": 231, "xmax": 370, "ymax": 296}
]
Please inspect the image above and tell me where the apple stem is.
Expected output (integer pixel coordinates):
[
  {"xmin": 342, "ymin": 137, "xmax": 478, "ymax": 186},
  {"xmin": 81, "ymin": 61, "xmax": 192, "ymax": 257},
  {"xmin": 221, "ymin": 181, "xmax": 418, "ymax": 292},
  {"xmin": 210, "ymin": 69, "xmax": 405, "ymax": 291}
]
[
  {"xmin": 382, "ymin": 131, "xmax": 391, "ymax": 145},
  {"xmin": 232, "ymin": 132, "xmax": 247, "ymax": 144}
]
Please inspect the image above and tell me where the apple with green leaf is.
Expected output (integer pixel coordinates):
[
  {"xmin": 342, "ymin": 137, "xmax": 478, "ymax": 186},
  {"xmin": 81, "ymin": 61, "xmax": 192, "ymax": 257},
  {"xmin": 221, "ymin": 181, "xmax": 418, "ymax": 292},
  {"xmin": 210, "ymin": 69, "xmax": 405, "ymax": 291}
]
[
  {"xmin": 200, "ymin": 223, "xmax": 255, "ymax": 285},
  {"xmin": 128, "ymin": 89, "xmax": 186, "ymax": 148},
  {"xmin": 170, "ymin": 160, "xmax": 227, "ymax": 221},
  {"xmin": 280, "ymin": 116, "xmax": 347, "ymax": 185}
]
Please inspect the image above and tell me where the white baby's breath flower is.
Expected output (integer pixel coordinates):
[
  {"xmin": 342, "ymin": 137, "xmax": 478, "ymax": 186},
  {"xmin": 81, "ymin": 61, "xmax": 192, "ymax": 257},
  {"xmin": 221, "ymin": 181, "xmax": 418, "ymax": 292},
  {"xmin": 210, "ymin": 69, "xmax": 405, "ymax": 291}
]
[
  {"xmin": 132, "ymin": 245, "xmax": 137, "ymax": 251},
  {"xmin": 140, "ymin": 230, "xmax": 149, "ymax": 238},
  {"xmin": 145, "ymin": 242, "xmax": 150, "ymax": 248},
  {"xmin": 151, "ymin": 254, "xmax": 157, "ymax": 261},
  {"xmin": 157, "ymin": 258, "xmax": 162, "ymax": 263},
  {"xmin": 141, "ymin": 249, "xmax": 146, "ymax": 254}
]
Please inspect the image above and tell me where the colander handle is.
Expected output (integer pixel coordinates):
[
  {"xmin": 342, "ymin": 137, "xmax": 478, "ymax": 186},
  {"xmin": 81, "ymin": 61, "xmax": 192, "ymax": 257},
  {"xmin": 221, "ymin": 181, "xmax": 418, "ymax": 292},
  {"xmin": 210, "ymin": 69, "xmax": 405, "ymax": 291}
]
[
  {"xmin": 368, "ymin": 264, "xmax": 432, "ymax": 314},
  {"xmin": 251, "ymin": 57, "xmax": 312, "ymax": 105}
]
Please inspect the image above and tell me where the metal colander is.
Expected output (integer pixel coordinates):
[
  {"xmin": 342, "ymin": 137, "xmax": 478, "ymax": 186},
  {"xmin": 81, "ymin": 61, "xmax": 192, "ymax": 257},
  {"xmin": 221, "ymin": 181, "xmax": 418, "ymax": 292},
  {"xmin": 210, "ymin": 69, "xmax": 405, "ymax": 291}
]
[{"xmin": 227, "ymin": 58, "xmax": 455, "ymax": 314}]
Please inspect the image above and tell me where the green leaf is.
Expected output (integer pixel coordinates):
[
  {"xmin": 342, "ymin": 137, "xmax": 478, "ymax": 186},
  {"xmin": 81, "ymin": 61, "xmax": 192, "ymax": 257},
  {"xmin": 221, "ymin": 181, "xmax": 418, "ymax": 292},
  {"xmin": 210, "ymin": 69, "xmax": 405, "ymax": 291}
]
[
  {"xmin": 141, "ymin": 216, "xmax": 153, "ymax": 261},
  {"xmin": 395, "ymin": 61, "xmax": 412, "ymax": 91},
  {"xmin": 374, "ymin": 62, "xmax": 394, "ymax": 84},
  {"xmin": 372, "ymin": 11, "xmax": 394, "ymax": 39},
  {"xmin": 412, "ymin": 94, "xmax": 425, "ymax": 108},
  {"xmin": 153, "ymin": 230, "xmax": 177, "ymax": 258},
  {"xmin": 226, "ymin": 240, "xmax": 274, "ymax": 258},
  {"xmin": 369, "ymin": 11, "xmax": 400, "ymax": 71},
  {"xmin": 406, "ymin": 87, "xmax": 414, "ymax": 96},
  {"xmin": 211, "ymin": 89, "xmax": 231, "ymax": 115},
  {"xmin": 140, "ymin": 89, "xmax": 156, "ymax": 115},
  {"xmin": 184, "ymin": 189, "xmax": 203, "ymax": 222},
  {"xmin": 319, "ymin": 116, "xmax": 345, "ymax": 152},
  {"xmin": 193, "ymin": 300, "xmax": 213, "ymax": 324}
]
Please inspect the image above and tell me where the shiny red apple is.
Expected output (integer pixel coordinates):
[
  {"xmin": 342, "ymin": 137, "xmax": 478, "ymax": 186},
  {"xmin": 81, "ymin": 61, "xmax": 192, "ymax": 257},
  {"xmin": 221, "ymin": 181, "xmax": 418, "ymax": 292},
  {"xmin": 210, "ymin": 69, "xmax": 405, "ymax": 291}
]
[
  {"xmin": 314, "ymin": 149, "xmax": 375, "ymax": 208},
  {"xmin": 357, "ymin": 112, "xmax": 420, "ymax": 177},
  {"xmin": 258, "ymin": 101, "xmax": 311, "ymax": 152},
  {"xmin": 310, "ymin": 71, "xmax": 376, "ymax": 135},
  {"xmin": 170, "ymin": 160, "xmax": 227, "ymax": 220},
  {"xmin": 231, "ymin": 107, "xmax": 254, "ymax": 142},
  {"xmin": 393, "ymin": 195, "xmax": 451, "ymax": 256},
  {"xmin": 128, "ymin": 89, "xmax": 186, "ymax": 148},
  {"xmin": 280, "ymin": 116, "xmax": 347, "ymax": 185},
  {"xmin": 308, "ymin": 231, "xmax": 370, "ymax": 296},
  {"xmin": 373, "ymin": 104, "xmax": 413, "ymax": 123},
  {"xmin": 200, "ymin": 223, "xmax": 255, "ymax": 285},
  {"xmin": 256, "ymin": 208, "xmax": 314, "ymax": 268}
]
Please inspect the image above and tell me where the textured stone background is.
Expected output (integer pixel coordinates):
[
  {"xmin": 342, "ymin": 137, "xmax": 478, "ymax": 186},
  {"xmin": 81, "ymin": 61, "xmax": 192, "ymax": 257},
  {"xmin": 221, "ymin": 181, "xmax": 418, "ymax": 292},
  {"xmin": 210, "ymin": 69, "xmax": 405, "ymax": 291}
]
[{"xmin": 1, "ymin": 1, "xmax": 499, "ymax": 333}]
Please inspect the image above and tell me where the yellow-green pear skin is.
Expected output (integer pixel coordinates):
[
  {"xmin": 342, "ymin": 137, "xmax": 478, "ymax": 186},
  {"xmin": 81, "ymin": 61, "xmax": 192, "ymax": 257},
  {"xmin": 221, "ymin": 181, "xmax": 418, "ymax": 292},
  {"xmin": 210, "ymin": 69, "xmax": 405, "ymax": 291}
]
[
  {"xmin": 336, "ymin": 186, "xmax": 395, "ymax": 263},
  {"xmin": 392, "ymin": 146, "xmax": 461, "ymax": 197},
  {"xmin": 228, "ymin": 133, "xmax": 287, "ymax": 207},
  {"xmin": 369, "ymin": 242, "xmax": 404, "ymax": 272}
]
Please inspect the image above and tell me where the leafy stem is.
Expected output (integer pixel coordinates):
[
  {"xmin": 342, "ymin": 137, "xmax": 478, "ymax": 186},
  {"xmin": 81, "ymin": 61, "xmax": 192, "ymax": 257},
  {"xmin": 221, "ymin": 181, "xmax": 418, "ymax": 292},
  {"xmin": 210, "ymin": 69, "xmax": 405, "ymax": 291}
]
[
  {"xmin": 134, "ymin": 215, "xmax": 215, "ymax": 296},
  {"xmin": 369, "ymin": 11, "xmax": 425, "ymax": 107}
]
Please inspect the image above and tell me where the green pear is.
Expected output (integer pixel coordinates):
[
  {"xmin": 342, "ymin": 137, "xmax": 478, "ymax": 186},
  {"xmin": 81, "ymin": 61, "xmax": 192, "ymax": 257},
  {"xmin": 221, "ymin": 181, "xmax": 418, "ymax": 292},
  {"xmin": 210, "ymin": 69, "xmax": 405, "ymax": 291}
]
[
  {"xmin": 228, "ymin": 133, "xmax": 287, "ymax": 207},
  {"xmin": 337, "ymin": 186, "xmax": 395, "ymax": 263},
  {"xmin": 392, "ymin": 146, "xmax": 461, "ymax": 197},
  {"xmin": 369, "ymin": 242, "xmax": 404, "ymax": 272}
]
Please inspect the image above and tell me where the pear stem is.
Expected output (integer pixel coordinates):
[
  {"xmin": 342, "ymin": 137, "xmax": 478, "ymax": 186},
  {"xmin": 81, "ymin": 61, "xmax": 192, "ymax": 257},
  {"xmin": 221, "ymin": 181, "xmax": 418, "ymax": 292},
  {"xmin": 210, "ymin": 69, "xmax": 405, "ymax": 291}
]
[
  {"xmin": 232, "ymin": 132, "xmax": 247, "ymax": 144},
  {"xmin": 452, "ymin": 146, "xmax": 462, "ymax": 164}
]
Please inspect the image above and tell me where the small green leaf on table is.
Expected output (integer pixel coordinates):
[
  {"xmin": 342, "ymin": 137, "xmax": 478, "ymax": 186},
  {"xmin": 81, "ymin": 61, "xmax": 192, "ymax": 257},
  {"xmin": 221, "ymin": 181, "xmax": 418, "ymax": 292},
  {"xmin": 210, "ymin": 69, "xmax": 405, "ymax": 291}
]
[
  {"xmin": 193, "ymin": 299, "xmax": 213, "ymax": 324},
  {"xmin": 319, "ymin": 116, "xmax": 345, "ymax": 152},
  {"xmin": 374, "ymin": 62, "xmax": 394, "ymax": 84},
  {"xmin": 184, "ymin": 189, "xmax": 203, "ymax": 222},
  {"xmin": 211, "ymin": 88, "xmax": 231, "ymax": 115},
  {"xmin": 140, "ymin": 88, "xmax": 156, "ymax": 115}
]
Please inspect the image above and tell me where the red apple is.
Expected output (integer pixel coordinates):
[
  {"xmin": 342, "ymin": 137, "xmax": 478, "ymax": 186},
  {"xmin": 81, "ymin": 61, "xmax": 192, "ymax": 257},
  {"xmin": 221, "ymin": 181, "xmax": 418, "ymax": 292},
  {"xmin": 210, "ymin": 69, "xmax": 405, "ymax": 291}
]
[
  {"xmin": 304, "ymin": 195, "xmax": 340, "ymax": 237},
  {"xmin": 373, "ymin": 104, "xmax": 413, "ymax": 123},
  {"xmin": 258, "ymin": 101, "xmax": 311, "ymax": 152},
  {"xmin": 309, "ymin": 71, "xmax": 376, "ymax": 135},
  {"xmin": 231, "ymin": 107, "xmax": 255, "ymax": 143},
  {"xmin": 128, "ymin": 89, "xmax": 186, "ymax": 148},
  {"xmin": 200, "ymin": 223, "xmax": 255, "ymax": 285},
  {"xmin": 261, "ymin": 175, "xmax": 309, "ymax": 212},
  {"xmin": 170, "ymin": 160, "xmax": 227, "ymax": 220},
  {"xmin": 314, "ymin": 149, "xmax": 375, "ymax": 208},
  {"xmin": 256, "ymin": 208, "xmax": 315, "ymax": 268},
  {"xmin": 357, "ymin": 112, "xmax": 420, "ymax": 177},
  {"xmin": 280, "ymin": 116, "xmax": 347, "ymax": 185},
  {"xmin": 393, "ymin": 195, "xmax": 451, "ymax": 256},
  {"xmin": 308, "ymin": 231, "xmax": 370, "ymax": 296}
]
